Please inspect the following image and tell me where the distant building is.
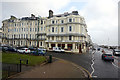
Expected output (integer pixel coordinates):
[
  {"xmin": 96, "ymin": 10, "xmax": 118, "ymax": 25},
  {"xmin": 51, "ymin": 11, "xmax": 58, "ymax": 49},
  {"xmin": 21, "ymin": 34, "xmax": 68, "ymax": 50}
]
[
  {"xmin": 2, "ymin": 10, "xmax": 92, "ymax": 53},
  {"xmin": 0, "ymin": 28, "xmax": 2, "ymax": 45}
]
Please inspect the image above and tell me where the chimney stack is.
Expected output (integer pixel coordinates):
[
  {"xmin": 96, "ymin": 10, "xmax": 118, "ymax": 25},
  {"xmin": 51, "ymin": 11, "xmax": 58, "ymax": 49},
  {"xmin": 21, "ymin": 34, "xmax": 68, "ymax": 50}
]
[{"xmin": 49, "ymin": 10, "xmax": 53, "ymax": 18}]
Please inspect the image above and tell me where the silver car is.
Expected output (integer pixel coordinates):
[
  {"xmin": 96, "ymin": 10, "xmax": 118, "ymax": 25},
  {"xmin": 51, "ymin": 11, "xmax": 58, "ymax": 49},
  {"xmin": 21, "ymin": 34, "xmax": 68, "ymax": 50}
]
[
  {"xmin": 17, "ymin": 48, "xmax": 30, "ymax": 54},
  {"xmin": 113, "ymin": 49, "xmax": 120, "ymax": 56}
]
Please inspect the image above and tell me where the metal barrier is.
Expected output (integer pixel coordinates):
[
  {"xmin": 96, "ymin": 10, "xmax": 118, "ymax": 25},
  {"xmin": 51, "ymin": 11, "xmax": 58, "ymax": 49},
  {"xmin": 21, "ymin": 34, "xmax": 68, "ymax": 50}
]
[
  {"xmin": 2, "ymin": 63, "xmax": 20, "ymax": 79},
  {"xmin": 2, "ymin": 59, "xmax": 29, "ymax": 79}
]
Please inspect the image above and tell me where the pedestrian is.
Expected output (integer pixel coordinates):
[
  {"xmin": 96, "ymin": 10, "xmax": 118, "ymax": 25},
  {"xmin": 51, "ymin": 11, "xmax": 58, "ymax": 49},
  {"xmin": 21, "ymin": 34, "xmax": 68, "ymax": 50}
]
[
  {"xmin": 102, "ymin": 49, "xmax": 105, "ymax": 54},
  {"xmin": 112, "ymin": 48, "xmax": 115, "ymax": 55}
]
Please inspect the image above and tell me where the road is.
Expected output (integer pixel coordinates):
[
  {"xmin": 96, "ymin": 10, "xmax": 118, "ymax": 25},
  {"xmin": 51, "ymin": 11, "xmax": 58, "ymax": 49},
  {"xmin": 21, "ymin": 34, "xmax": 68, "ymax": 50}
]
[
  {"xmin": 46, "ymin": 48, "xmax": 120, "ymax": 78},
  {"xmin": 93, "ymin": 49, "xmax": 119, "ymax": 78}
]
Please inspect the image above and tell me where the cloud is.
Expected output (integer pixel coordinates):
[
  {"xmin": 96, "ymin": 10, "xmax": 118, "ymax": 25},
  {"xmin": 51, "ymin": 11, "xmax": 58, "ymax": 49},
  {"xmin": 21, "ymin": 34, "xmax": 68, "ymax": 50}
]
[
  {"xmin": 1, "ymin": 0, "xmax": 119, "ymax": 46},
  {"xmin": 78, "ymin": 0, "xmax": 119, "ymax": 45},
  {"xmin": 68, "ymin": 6, "xmax": 77, "ymax": 12},
  {"xmin": 1, "ymin": 0, "xmax": 70, "ymax": 27},
  {"xmin": 2, "ymin": 0, "xmax": 70, "ymax": 19}
]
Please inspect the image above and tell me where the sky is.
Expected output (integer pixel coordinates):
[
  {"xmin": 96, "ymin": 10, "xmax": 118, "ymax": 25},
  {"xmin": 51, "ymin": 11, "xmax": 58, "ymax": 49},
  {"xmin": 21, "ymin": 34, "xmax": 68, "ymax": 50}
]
[{"xmin": 0, "ymin": 0, "xmax": 119, "ymax": 46}]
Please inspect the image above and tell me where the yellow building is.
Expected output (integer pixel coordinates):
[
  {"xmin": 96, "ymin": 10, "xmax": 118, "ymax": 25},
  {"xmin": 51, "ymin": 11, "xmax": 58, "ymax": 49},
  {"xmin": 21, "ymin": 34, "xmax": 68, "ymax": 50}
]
[{"xmin": 2, "ymin": 10, "xmax": 92, "ymax": 53}]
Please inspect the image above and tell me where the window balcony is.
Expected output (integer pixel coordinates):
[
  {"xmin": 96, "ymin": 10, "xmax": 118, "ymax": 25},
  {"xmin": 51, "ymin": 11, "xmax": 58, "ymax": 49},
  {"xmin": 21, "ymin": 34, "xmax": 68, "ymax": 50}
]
[
  {"xmin": 45, "ymin": 40, "xmax": 85, "ymax": 43},
  {"xmin": 46, "ymin": 22, "xmax": 86, "ymax": 27}
]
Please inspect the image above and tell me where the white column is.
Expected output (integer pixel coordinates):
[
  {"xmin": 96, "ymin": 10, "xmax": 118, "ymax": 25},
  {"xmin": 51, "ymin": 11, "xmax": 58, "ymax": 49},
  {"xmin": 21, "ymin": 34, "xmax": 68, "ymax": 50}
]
[
  {"xmin": 56, "ymin": 43, "xmax": 58, "ymax": 47},
  {"xmin": 65, "ymin": 43, "xmax": 67, "ymax": 49},
  {"xmin": 49, "ymin": 43, "xmax": 51, "ymax": 48}
]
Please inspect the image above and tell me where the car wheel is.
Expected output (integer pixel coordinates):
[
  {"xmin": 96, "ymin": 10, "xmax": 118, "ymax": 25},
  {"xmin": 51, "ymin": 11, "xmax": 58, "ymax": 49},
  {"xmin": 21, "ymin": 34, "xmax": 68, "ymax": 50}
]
[
  {"xmin": 102, "ymin": 56, "xmax": 104, "ymax": 60},
  {"xmin": 101, "ymin": 57, "xmax": 103, "ymax": 60},
  {"xmin": 113, "ymin": 53, "xmax": 115, "ymax": 56},
  {"xmin": 112, "ymin": 59, "xmax": 114, "ymax": 62}
]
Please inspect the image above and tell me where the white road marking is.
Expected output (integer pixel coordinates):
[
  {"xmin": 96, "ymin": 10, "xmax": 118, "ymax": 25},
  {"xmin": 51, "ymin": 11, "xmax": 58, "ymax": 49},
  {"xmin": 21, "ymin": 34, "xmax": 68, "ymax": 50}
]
[
  {"xmin": 112, "ymin": 62, "xmax": 119, "ymax": 68},
  {"xmin": 92, "ymin": 76, "xmax": 98, "ymax": 78},
  {"xmin": 90, "ymin": 51, "xmax": 97, "ymax": 78}
]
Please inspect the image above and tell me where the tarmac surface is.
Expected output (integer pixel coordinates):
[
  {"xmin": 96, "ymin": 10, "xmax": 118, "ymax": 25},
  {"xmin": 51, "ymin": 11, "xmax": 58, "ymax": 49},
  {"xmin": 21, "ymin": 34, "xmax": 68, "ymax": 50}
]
[{"xmin": 11, "ymin": 59, "xmax": 86, "ymax": 78}]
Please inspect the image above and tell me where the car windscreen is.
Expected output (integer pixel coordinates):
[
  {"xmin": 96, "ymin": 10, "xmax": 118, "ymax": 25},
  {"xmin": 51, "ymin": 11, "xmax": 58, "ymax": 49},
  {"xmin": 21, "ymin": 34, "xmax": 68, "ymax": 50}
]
[
  {"xmin": 104, "ymin": 54, "xmax": 112, "ymax": 56},
  {"xmin": 115, "ymin": 51, "xmax": 120, "ymax": 52},
  {"xmin": 58, "ymin": 48, "xmax": 61, "ymax": 50}
]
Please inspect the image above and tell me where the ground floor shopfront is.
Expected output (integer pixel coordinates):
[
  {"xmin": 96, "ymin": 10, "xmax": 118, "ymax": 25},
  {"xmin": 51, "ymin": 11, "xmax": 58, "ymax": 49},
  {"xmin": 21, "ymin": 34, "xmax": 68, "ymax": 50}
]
[
  {"xmin": 46, "ymin": 42, "xmax": 87, "ymax": 53},
  {"xmin": 2, "ymin": 39, "xmax": 88, "ymax": 53}
]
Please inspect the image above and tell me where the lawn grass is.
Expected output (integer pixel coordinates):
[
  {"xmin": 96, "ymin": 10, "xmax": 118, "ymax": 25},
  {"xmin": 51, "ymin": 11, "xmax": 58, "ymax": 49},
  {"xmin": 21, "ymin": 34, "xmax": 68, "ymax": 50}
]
[{"xmin": 2, "ymin": 52, "xmax": 47, "ymax": 66}]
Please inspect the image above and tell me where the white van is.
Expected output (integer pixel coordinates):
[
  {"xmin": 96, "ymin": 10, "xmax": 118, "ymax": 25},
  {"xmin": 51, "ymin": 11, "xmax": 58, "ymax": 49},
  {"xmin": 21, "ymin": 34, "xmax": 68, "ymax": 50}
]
[{"xmin": 53, "ymin": 47, "xmax": 65, "ymax": 52}]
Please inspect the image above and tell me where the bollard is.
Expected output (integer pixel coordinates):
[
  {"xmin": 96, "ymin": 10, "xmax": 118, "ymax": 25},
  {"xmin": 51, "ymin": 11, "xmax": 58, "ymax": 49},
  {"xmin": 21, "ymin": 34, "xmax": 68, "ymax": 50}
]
[
  {"xmin": 20, "ymin": 59, "xmax": 21, "ymax": 72},
  {"xmin": 49, "ymin": 54, "xmax": 52, "ymax": 63},
  {"xmin": 26, "ymin": 59, "xmax": 28, "ymax": 65}
]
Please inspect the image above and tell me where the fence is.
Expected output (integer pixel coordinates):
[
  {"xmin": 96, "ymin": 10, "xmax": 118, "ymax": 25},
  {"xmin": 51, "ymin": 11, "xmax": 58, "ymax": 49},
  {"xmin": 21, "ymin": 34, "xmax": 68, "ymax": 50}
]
[
  {"xmin": 2, "ymin": 63, "xmax": 21, "ymax": 80},
  {"xmin": 2, "ymin": 59, "xmax": 29, "ymax": 79}
]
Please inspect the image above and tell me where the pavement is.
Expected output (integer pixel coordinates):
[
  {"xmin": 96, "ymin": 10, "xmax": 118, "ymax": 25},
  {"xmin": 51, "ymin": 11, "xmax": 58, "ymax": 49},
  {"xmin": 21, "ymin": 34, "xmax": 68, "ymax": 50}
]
[
  {"xmin": 10, "ymin": 58, "xmax": 87, "ymax": 78},
  {"xmin": 46, "ymin": 50, "xmax": 93, "ymax": 75}
]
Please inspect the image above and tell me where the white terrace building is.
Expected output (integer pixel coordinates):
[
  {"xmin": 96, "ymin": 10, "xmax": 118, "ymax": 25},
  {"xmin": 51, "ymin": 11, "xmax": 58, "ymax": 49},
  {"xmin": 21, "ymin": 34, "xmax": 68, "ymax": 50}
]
[{"xmin": 2, "ymin": 10, "xmax": 92, "ymax": 53}]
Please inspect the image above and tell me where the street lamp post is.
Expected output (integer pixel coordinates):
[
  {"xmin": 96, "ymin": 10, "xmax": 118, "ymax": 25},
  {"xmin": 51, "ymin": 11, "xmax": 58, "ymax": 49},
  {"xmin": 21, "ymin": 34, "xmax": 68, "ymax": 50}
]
[
  {"xmin": 37, "ymin": 16, "xmax": 41, "ymax": 55},
  {"xmin": 37, "ymin": 18, "xmax": 39, "ymax": 48}
]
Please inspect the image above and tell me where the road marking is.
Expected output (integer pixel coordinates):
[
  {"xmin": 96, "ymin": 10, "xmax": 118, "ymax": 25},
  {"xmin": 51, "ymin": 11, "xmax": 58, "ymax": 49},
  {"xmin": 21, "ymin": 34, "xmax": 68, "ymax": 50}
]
[
  {"xmin": 91, "ymin": 53, "xmax": 95, "ymax": 76},
  {"xmin": 90, "ymin": 51, "xmax": 97, "ymax": 78},
  {"xmin": 112, "ymin": 62, "xmax": 119, "ymax": 68},
  {"xmin": 92, "ymin": 76, "xmax": 97, "ymax": 78}
]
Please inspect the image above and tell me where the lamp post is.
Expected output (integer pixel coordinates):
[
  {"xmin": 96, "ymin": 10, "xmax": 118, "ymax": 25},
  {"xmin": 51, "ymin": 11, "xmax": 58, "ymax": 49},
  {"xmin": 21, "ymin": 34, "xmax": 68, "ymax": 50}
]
[
  {"xmin": 37, "ymin": 16, "xmax": 41, "ymax": 55},
  {"xmin": 37, "ymin": 18, "xmax": 39, "ymax": 48}
]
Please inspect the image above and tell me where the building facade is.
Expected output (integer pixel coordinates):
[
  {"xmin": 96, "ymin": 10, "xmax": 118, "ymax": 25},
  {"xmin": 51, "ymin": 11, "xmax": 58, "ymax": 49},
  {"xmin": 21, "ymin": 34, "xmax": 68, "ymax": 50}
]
[
  {"xmin": 0, "ymin": 28, "xmax": 2, "ymax": 45},
  {"xmin": 2, "ymin": 10, "xmax": 92, "ymax": 53}
]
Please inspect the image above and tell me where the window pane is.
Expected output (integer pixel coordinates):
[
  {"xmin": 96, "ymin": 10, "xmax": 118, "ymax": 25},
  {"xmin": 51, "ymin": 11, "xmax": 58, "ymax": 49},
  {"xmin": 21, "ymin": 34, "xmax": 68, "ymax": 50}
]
[
  {"xmin": 52, "ymin": 20, "xmax": 54, "ymax": 24},
  {"xmin": 69, "ymin": 36, "xmax": 72, "ymax": 40},
  {"xmin": 69, "ymin": 19, "xmax": 72, "ymax": 22},
  {"xmin": 69, "ymin": 26, "xmax": 72, "ymax": 31},
  {"xmin": 41, "ymin": 27, "xmax": 43, "ymax": 31},
  {"xmin": 52, "ymin": 27, "xmax": 54, "ymax": 32},
  {"xmin": 61, "ymin": 27, "xmax": 64, "ymax": 32}
]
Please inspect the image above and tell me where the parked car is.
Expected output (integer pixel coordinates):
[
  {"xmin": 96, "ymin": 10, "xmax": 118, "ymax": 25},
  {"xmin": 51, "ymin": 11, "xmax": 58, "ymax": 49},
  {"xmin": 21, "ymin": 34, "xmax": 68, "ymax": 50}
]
[
  {"xmin": 7, "ymin": 47, "xmax": 17, "ymax": 52},
  {"xmin": 102, "ymin": 53, "xmax": 114, "ymax": 62},
  {"xmin": 53, "ymin": 47, "xmax": 65, "ymax": 52},
  {"xmin": 38, "ymin": 47, "xmax": 46, "ymax": 51},
  {"xmin": 2, "ymin": 46, "xmax": 9, "ymax": 51},
  {"xmin": 97, "ymin": 48, "xmax": 100, "ymax": 51},
  {"xmin": 29, "ymin": 47, "xmax": 36, "ymax": 53},
  {"xmin": 92, "ymin": 48, "xmax": 96, "ymax": 50},
  {"xmin": 113, "ymin": 49, "xmax": 120, "ymax": 56},
  {"xmin": 17, "ymin": 48, "xmax": 30, "ymax": 54},
  {"xmin": 31, "ymin": 49, "xmax": 46, "ymax": 56}
]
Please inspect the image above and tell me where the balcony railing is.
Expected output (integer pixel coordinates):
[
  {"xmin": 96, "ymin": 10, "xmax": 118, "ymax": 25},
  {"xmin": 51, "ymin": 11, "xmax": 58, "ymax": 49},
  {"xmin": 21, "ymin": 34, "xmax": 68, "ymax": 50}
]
[
  {"xmin": 2, "ymin": 37, "xmax": 7, "ymax": 39},
  {"xmin": 46, "ymin": 22, "xmax": 86, "ymax": 27},
  {"xmin": 45, "ymin": 40, "xmax": 85, "ymax": 43},
  {"xmin": 6, "ymin": 38, "xmax": 46, "ymax": 40}
]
